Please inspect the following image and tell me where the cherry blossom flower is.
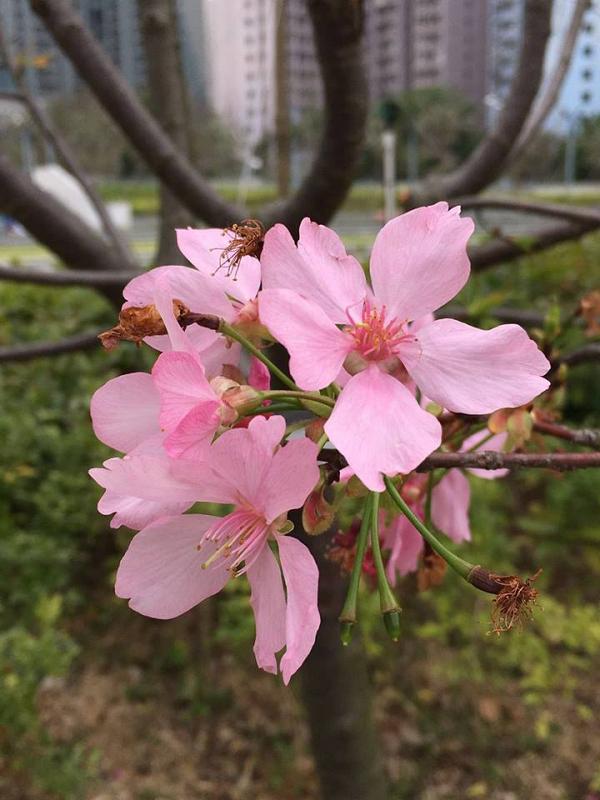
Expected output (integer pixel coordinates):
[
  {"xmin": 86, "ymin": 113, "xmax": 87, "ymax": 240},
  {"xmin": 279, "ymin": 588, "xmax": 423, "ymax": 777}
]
[
  {"xmin": 113, "ymin": 415, "xmax": 321, "ymax": 683},
  {"xmin": 119, "ymin": 227, "xmax": 262, "ymax": 372},
  {"xmin": 259, "ymin": 204, "xmax": 550, "ymax": 491},
  {"xmin": 90, "ymin": 351, "xmax": 270, "ymax": 526}
]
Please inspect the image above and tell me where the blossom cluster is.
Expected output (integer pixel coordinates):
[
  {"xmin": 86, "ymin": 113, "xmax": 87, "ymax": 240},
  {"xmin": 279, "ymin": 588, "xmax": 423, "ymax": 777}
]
[{"xmin": 89, "ymin": 204, "xmax": 550, "ymax": 682}]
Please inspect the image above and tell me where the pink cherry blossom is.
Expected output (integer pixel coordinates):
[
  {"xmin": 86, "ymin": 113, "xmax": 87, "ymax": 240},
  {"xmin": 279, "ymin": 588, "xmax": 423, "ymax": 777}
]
[
  {"xmin": 259, "ymin": 206, "xmax": 550, "ymax": 491},
  {"xmin": 90, "ymin": 349, "xmax": 270, "ymax": 525},
  {"xmin": 114, "ymin": 415, "xmax": 321, "ymax": 683},
  {"xmin": 120, "ymin": 227, "xmax": 261, "ymax": 369}
]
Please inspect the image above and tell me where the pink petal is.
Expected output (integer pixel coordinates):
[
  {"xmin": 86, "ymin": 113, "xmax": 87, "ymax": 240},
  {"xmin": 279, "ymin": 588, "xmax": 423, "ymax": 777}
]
[
  {"xmin": 115, "ymin": 515, "xmax": 230, "ymax": 618},
  {"xmin": 97, "ymin": 488, "xmax": 188, "ymax": 530},
  {"xmin": 91, "ymin": 372, "xmax": 160, "ymax": 453},
  {"xmin": 431, "ymin": 469, "xmax": 471, "ymax": 543},
  {"xmin": 261, "ymin": 220, "xmax": 367, "ymax": 323},
  {"xmin": 382, "ymin": 512, "xmax": 424, "ymax": 582},
  {"xmin": 188, "ymin": 417, "xmax": 284, "ymax": 507},
  {"xmin": 89, "ymin": 454, "xmax": 199, "ymax": 505},
  {"xmin": 370, "ymin": 203, "xmax": 474, "ymax": 320},
  {"xmin": 152, "ymin": 273, "xmax": 197, "ymax": 353},
  {"xmin": 164, "ymin": 402, "xmax": 221, "ymax": 461},
  {"xmin": 152, "ymin": 351, "xmax": 216, "ymax": 431},
  {"xmin": 246, "ymin": 414, "xmax": 286, "ymax": 453},
  {"xmin": 400, "ymin": 318, "xmax": 550, "ymax": 414},
  {"xmin": 278, "ymin": 536, "xmax": 320, "ymax": 685},
  {"xmin": 259, "ymin": 288, "xmax": 352, "ymax": 390},
  {"xmin": 248, "ymin": 356, "xmax": 271, "ymax": 390},
  {"xmin": 462, "ymin": 430, "xmax": 509, "ymax": 479},
  {"xmin": 176, "ymin": 227, "xmax": 261, "ymax": 304},
  {"xmin": 247, "ymin": 546, "xmax": 287, "ymax": 675},
  {"xmin": 123, "ymin": 265, "xmax": 209, "ymax": 309},
  {"xmin": 261, "ymin": 438, "xmax": 320, "ymax": 523},
  {"xmin": 324, "ymin": 367, "xmax": 442, "ymax": 492}
]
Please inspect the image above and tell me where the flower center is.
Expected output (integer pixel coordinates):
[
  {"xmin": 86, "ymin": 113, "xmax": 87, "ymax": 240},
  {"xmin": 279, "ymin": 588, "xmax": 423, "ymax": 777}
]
[
  {"xmin": 198, "ymin": 508, "xmax": 269, "ymax": 576},
  {"xmin": 344, "ymin": 300, "xmax": 408, "ymax": 364}
]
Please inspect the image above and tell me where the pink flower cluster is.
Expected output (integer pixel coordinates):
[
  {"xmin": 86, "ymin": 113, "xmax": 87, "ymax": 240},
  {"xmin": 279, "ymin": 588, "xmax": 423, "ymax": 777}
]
[{"xmin": 89, "ymin": 204, "xmax": 550, "ymax": 682}]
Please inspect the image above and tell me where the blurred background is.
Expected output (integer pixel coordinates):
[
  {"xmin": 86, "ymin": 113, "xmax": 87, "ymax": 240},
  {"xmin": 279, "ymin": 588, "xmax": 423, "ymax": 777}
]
[{"xmin": 0, "ymin": 1, "xmax": 600, "ymax": 798}]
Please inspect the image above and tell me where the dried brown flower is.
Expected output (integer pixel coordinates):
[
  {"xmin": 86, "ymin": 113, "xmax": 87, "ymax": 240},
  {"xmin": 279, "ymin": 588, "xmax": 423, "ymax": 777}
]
[
  {"xmin": 98, "ymin": 299, "xmax": 189, "ymax": 350},
  {"xmin": 213, "ymin": 219, "xmax": 265, "ymax": 280},
  {"xmin": 468, "ymin": 565, "xmax": 541, "ymax": 634}
]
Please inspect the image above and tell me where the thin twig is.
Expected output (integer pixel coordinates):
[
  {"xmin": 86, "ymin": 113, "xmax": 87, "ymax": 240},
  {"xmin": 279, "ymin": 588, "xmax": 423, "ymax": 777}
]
[
  {"xmin": 509, "ymin": 0, "xmax": 591, "ymax": 163},
  {"xmin": 0, "ymin": 263, "xmax": 138, "ymax": 287},
  {"xmin": 460, "ymin": 196, "xmax": 600, "ymax": 226},
  {"xmin": 318, "ymin": 448, "xmax": 600, "ymax": 473},
  {"xmin": 554, "ymin": 343, "xmax": 600, "ymax": 368},
  {"xmin": 532, "ymin": 419, "xmax": 600, "ymax": 448},
  {"xmin": 417, "ymin": 451, "xmax": 600, "ymax": 471},
  {"xmin": 470, "ymin": 219, "xmax": 598, "ymax": 271},
  {"xmin": 0, "ymin": 330, "xmax": 104, "ymax": 362},
  {"xmin": 0, "ymin": 24, "xmax": 134, "ymax": 267}
]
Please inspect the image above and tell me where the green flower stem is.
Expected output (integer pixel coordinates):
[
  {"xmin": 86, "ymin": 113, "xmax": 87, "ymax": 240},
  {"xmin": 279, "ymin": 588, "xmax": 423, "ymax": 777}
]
[
  {"xmin": 384, "ymin": 476, "xmax": 474, "ymax": 580},
  {"xmin": 219, "ymin": 320, "xmax": 299, "ymax": 391},
  {"xmin": 370, "ymin": 493, "xmax": 401, "ymax": 613},
  {"xmin": 424, "ymin": 471, "xmax": 434, "ymax": 526},
  {"xmin": 260, "ymin": 390, "xmax": 335, "ymax": 410},
  {"xmin": 339, "ymin": 494, "xmax": 373, "ymax": 641},
  {"xmin": 242, "ymin": 402, "xmax": 299, "ymax": 417}
]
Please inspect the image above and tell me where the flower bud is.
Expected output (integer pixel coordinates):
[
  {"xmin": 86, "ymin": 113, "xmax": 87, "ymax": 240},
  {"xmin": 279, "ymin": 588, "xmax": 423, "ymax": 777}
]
[
  {"xmin": 302, "ymin": 479, "xmax": 335, "ymax": 535},
  {"xmin": 383, "ymin": 610, "xmax": 401, "ymax": 642},
  {"xmin": 339, "ymin": 620, "xmax": 354, "ymax": 646}
]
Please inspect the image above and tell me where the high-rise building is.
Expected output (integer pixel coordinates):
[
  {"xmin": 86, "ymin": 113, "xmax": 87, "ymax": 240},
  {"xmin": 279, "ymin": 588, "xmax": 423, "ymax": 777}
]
[
  {"xmin": 547, "ymin": 0, "xmax": 600, "ymax": 127},
  {"xmin": 202, "ymin": 0, "xmax": 491, "ymax": 142}
]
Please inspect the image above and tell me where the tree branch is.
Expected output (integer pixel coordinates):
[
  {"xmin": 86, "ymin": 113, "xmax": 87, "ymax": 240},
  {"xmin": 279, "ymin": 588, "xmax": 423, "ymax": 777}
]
[
  {"xmin": 417, "ymin": 451, "xmax": 600, "ymax": 471},
  {"xmin": 0, "ymin": 330, "xmax": 103, "ymax": 362},
  {"xmin": 30, "ymin": 0, "xmax": 368, "ymax": 231},
  {"xmin": 554, "ymin": 343, "xmax": 600, "ymax": 367},
  {"xmin": 509, "ymin": 0, "xmax": 591, "ymax": 164},
  {"xmin": 532, "ymin": 419, "xmax": 600, "ymax": 448},
  {"xmin": 469, "ymin": 219, "xmax": 598, "ymax": 271},
  {"xmin": 0, "ymin": 155, "xmax": 132, "ymax": 294},
  {"xmin": 440, "ymin": 304, "xmax": 545, "ymax": 327},
  {"xmin": 137, "ymin": 0, "xmax": 194, "ymax": 263},
  {"xmin": 262, "ymin": 0, "xmax": 368, "ymax": 231},
  {"xmin": 410, "ymin": 0, "xmax": 552, "ymax": 205},
  {"xmin": 29, "ymin": 0, "xmax": 244, "ymax": 226},
  {"xmin": 0, "ymin": 24, "xmax": 134, "ymax": 267},
  {"xmin": 0, "ymin": 263, "xmax": 138, "ymax": 287},
  {"xmin": 460, "ymin": 196, "xmax": 600, "ymax": 226}
]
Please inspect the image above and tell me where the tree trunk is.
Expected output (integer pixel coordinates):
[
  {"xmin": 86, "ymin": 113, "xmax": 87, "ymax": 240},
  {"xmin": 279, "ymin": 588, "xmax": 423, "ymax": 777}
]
[
  {"xmin": 298, "ymin": 530, "xmax": 388, "ymax": 800},
  {"xmin": 138, "ymin": 0, "xmax": 194, "ymax": 265}
]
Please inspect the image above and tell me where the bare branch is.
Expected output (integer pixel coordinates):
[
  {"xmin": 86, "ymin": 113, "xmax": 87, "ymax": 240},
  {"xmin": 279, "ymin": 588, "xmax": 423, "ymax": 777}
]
[
  {"xmin": 0, "ymin": 263, "xmax": 138, "ymax": 287},
  {"xmin": 137, "ymin": 0, "xmax": 194, "ymax": 263},
  {"xmin": 417, "ymin": 451, "xmax": 600, "ymax": 471},
  {"xmin": 0, "ymin": 24, "xmax": 134, "ymax": 266},
  {"xmin": 0, "ymin": 330, "xmax": 103, "ymax": 362},
  {"xmin": 411, "ymin": 0, "xmax": 552, "ymax": 205},
  {"xmin": 29, "ymin": 0, "xmax": 244, "ymax": 226},
  {"xmin": 440, "ymin": 305, "xmax": 545, "ymax": 327},
  {"xmin": 30, "ymin": 0, "xmax": 368, "ymax": 231},
  {"xmin": 263, "ymin": 0, "xmax": 368, "ymax": 231},
  {"xmin": 469, "ymin": 219, "xmax": 598, "ymax": 272},
  {"xmin": 0, "ymin": 155, "xmax": 132, "ymax": 294},
  {"xmin": 509, "ymin": 0, "xmax": 591, "ymax": 163},
  {"xmin": 460, "ymin": 196, "xmax": 600, "ymax": 226},
  {"xmin": 532, "ymin": 419, "xmax": 600, "ymax": 448},
  {"xmin": 555, "ymin": 343, "xmax": 600, "ymax": 367}
]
